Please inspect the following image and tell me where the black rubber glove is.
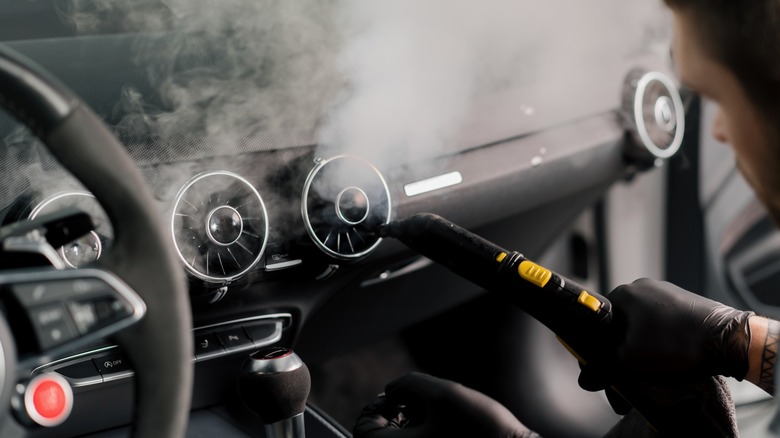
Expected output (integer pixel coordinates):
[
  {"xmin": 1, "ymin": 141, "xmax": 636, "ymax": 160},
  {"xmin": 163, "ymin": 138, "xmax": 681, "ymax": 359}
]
[
  {"xmin": 579, "ymin": 278, "xmax": 754, "ymax": 395},
  {"xmin": 353, "ymin": 372, "xmax": 540, "ymax": 438}
]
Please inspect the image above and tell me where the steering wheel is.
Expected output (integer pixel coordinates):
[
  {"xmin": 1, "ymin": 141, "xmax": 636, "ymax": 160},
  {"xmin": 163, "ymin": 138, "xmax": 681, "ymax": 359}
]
[{"xmin": 0, "ymin": 44, "xmax": 193, "ymax": 436}]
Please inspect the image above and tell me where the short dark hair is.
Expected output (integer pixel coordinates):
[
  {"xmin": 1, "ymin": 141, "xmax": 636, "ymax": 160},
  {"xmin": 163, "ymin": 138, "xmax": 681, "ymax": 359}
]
[{"xmin": 663, "ymin": 0, "xmax": 780, "ymax": 121}]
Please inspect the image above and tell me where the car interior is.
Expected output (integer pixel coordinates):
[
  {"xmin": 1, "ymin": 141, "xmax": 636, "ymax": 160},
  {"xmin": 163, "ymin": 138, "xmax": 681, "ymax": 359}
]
[{"xmin": 0, "ymin": 1, "xmax": 777, "ymax": 437}]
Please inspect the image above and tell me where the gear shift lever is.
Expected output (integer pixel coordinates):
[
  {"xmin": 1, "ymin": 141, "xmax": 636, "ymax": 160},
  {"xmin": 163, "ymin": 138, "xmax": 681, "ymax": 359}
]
[{"xmin": 238, "ymin": 347, "xmax": 311, "ymax": 438}]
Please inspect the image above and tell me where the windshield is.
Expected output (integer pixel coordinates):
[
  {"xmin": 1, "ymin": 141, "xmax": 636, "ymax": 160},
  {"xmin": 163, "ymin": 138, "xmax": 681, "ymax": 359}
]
[{"xmin": 1, "ymin": 0, "xmax": 672, "ymax": 159}]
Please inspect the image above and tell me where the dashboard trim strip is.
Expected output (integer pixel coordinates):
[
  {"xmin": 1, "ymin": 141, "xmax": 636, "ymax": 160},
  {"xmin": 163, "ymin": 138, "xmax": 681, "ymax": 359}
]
[
  {"xmin": 404, "ymin": 171, "xmax": 463, "ymax": 197},
  {"xmin": 33, "ymin": 313, "xmax": 293, "ymax": 385}
]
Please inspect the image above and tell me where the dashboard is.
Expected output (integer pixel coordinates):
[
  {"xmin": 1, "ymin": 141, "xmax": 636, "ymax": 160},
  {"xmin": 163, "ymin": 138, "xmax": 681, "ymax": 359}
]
[{"xmin": 0, "ymin": 2, "xmax": 681, "ymax": 436}]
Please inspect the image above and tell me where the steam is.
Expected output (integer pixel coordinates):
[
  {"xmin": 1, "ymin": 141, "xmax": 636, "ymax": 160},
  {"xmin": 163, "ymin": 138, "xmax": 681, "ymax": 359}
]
[
  {"xmin": 0, "ymin": 126, "xmax": 89, "ymax": 217},
  {"xmin": 0, "ymin": 0, "xmax": 674, "ymax": 247},
  {"xmin": 66, "ymin": 0, "xmax": 344, "ymax": 159},
  {"xmin": 61, "ymin": 0, "xmax": 671, "ymax": 169},
  {"xmin": 319, "ymin": 0, "xmax": 672, "ymax": 167}
]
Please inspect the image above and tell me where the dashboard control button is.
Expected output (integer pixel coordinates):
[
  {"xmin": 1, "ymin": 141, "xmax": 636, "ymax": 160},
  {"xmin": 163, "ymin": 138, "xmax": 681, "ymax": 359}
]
[
  {"xmin": 28, "ymin": 304, "xmax": 78, "ymax": 350},
  {"xmin": 216, "ymin": 328, "xmax": 253, "ymax": 352},
  {"xmin": 243, "ymin": 321, "xmax": 282, "ymax": 348},
  {"xmin": 265, "ymin": 241, "xmax": 302, "ymax": 271},
  {"xmin": 53, "ymin": 360, "xmax": 102, "ymax": 386},
  {"xmin": 194, "ymin": 333, "xmax": 224, "ymax": 360},
  {"xmin": 265, "ymin": 241, "xmax": 289, "ymax": 263},
  {"xmin": 93, "ymin": 353, "xmax": 132, "ymax": 377},
  {"xmin": 67, "ymin": 296, "xmax": 131, "ymax": 335}
]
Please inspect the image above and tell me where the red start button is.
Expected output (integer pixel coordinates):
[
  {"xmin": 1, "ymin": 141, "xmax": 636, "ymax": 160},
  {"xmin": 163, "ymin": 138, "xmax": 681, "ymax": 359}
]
[{"xmin": 24, "ymin": 374, "xmax": 73, "ymax": 427}]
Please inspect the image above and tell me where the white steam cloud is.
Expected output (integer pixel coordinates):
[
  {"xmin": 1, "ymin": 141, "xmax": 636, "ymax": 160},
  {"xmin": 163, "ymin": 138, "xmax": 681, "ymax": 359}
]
[
  {"xmin": 66, "ymin": 0, "xmax": 343, "ymax": 159},
  {"xmin": 60, "ymin": 0, "xmax": 671, "ymax": 169},
  {"xmin": 319, "ymin": 0, "xmax": 671, "ymax": 167}
]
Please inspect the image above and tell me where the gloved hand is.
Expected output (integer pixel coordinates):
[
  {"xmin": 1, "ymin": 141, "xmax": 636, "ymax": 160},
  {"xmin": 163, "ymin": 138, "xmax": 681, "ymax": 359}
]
[
  {"xmin": 353, "ymin": 372, "xmax": 540, "ymax": 438},
  {"xmin": 578, "ymin": 278, "xmax": 754, "ymax": 396}
]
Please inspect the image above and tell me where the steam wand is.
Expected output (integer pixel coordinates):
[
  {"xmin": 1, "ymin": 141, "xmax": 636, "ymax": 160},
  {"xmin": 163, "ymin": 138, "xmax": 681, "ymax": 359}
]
[{"xmin": 376, "ymin": 213, "xmax": 736, "ymax": 437}]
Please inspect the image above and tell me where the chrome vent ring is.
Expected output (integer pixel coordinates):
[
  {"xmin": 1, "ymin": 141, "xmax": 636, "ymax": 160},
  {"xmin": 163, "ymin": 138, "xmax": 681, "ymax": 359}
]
[
  {"xmin": 302, "ymin": 155, "xmax": 391, "ymax": 260},
  {"xmin": 171, "ymin": 171, "xmax": 269, "ymax": 283},
  {"xmin": 29, "ymin": 191, "xmax": 112, "ymax": 268},
  {"xmin": 622, "ymin": 68, "xmax": 685, "ymax": 162}
]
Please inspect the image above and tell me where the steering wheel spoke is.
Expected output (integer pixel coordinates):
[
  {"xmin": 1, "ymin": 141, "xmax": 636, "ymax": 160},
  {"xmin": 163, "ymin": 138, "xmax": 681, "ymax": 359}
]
[
  {"xmin": 0, "ymin": 43, "xmax": 193, "ymax": 436},
  {"xmin": 0, "ymin": 267, "xmax": 145, "ymax": 371}
]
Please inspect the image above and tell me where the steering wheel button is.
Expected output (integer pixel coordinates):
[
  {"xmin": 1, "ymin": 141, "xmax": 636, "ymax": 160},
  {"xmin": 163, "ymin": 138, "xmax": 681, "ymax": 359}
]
[
  {"xmin": 67, "ymin": 301, "xmax": 98, "ymax": 334},
  {"xmin": 12, "ymin": 278, "xmax": 108, "ymax": 307},
  {"xmin": 90, "ymin": 296, "xmax": 131, "ymax": 324},
  {"xmin": 34, "ymin": 380, "xmax": 66, "ymax": 418},
  {"xmin": 28, "ymin": 304, "xmax": 78, "ymax": 350},
  {"xmin": 24, "ymin": 374, "xmax": 73, "ymax": 427}
]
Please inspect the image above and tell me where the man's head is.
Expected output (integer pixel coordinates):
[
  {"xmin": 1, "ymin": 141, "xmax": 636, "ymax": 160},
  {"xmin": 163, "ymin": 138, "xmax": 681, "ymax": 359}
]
[{"xmin": 662, "ymin": 0, "xmax": 780, "ymax": 224}]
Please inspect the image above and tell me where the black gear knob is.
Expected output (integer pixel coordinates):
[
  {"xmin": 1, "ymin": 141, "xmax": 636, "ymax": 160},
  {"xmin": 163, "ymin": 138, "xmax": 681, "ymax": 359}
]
[{"xmin": 238, "ymin": 347, "xmax": 311, "ymax": 438}]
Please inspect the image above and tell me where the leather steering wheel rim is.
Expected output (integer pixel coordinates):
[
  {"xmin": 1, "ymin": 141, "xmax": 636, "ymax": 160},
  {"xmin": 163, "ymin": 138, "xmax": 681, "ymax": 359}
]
[{"xmin": 0, "ymin": 45, "xmax": 193, "ymax": 436}]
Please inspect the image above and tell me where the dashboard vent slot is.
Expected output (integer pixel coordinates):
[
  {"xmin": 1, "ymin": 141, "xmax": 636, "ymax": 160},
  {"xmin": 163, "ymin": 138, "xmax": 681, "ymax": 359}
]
[
  {"xmin": 302, "ymin": 155, "xmax": 391, "ymax": 260},
  {"xmin": 171, "ymin": 171, "xmax": 269, "ymax": 283}
]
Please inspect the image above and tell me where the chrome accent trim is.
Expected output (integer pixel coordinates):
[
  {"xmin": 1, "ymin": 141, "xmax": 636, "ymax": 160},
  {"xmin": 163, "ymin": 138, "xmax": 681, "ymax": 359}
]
[
  {"xmin": 243, "ymin": 348, "xmax": 302, "ymax": 374},
  {"xmin": 29, "ymin": 191, "xmax": 104, "ymax": 269},
  {"xmin": 633, "ymin": 71, "xmax": 685, "ymax": 159},
  {"xmin": 301, "ymin": 155, "xmax": 391, "ymax": 260},
  {"xmin": 205, "ymin": 206, "xmax": 243, "ymax": 246},
  {"xmin": 249, "ymin": 321, "xmax": 284, "ymax": 349},
  {"xmin": 57, "ymin": 231, "xmax": 102, "ymax": 268},
  {"xmin": 654, "ymin": 96, "xmax": 675, "ymax": 133},
  {"xmin": 4, "ymin": 231, "xmax": 66, "ymax": 270},
  {"xmin": 314, "ymin": 264, "xmax": 339, "ymax": 281},
  {"xmin": 265, "ymin": 412, "xmax": 305, "ymax": 438},
  {"xmin": 33, "ymin": 313, "xmax": 291, "ymax": 385},
  {"xmin": 32, "ymin": 345, "xmax": 117, "ymax": 376},
  {"xmin": 29, "ymin": 191, "xmax": 93, "ymax": 219},
  {"xmin": 171, "ymin": 171, "xmax": 269, "ymax": 283},
  {"xmin": 265, "ymin": 259, "xmax": 303, "ymax": 271},
  {"xmin": 101, "ymin": 371, "xmax": 134, "ymax": 383},
  {"xmin": 195, "ymin": 313, "xmax": 292, "ymax": 332},
  {"xmin": 404, "ymin": 171, "xmax": 463, "ymax": 197},
  {"xmin": 335, "ymin": 187, "xmax": 370, "ymax": 225}
]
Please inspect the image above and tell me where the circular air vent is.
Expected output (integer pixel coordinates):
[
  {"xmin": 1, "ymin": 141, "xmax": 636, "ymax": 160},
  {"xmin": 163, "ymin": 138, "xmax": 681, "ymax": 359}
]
[
  {"xmin": 29, "ymin": 191, "xmax": 111, "ymax": 268},
  {"xmin": 622, "ymin": 69, "xmax": 685, "ymax": 163},
  {"xmin": 302, "ymin": 155, "xmax": 391, "ymax": 260},
  {"xmin": 171, "ymin": 171, "xmax": 269, "ymax": 283}
]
